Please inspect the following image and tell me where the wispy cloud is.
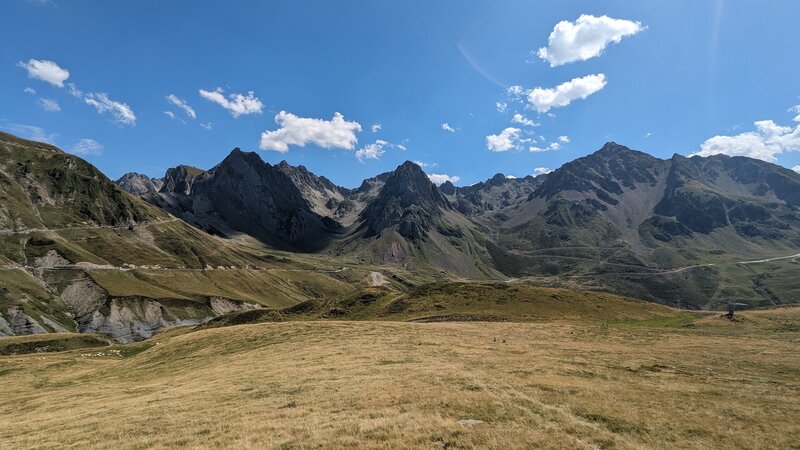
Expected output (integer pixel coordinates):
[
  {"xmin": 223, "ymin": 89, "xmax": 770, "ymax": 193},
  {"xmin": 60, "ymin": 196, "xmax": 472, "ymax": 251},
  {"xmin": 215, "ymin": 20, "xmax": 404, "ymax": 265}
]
[
  {"xmin": 37, "ymin": 98, "xmax": 60, "ymax": 112},
  {"xmin": 1, "ymin": 124, "xmax": 57, "ymax": 144},
  {"xmin": 441, "ymin": 122, "xmax": 456, "ymax": 133},
  {"xmin": 84, "ymin": 92, "xmax": 136, "ymax": 125},
  {"xmin": 69, "ymin": 138, "xmax": 103, "ymax": 156},
  {"xmin": 199, "ymin": 88, "xmax": 263, "ymax": 117},
  {"xmin": 166, "ymin": 94, "xmax": 196, "ymax": 119}
]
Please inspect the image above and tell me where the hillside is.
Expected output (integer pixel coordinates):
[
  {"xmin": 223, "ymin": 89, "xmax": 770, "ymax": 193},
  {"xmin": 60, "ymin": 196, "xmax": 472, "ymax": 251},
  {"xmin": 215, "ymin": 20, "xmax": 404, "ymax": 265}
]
[
  {"xmin": 0, "ymin": 133, "xmax": 359, "ymax": 341},
  {"xmin": 2, "ymin": 306, "xmax": 798, "ymax": 448}
]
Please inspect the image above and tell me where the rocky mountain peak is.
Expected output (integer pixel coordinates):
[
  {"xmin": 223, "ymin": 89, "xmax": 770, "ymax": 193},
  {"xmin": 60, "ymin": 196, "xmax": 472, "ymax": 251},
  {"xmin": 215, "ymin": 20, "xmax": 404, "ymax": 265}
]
[
  {"xmin": 115, "ymin": 172, "xmax": 164, "ymax": 196},
  {"xmin": 161, "ymin": 165, "xmax": 205, "ymax": 195}
]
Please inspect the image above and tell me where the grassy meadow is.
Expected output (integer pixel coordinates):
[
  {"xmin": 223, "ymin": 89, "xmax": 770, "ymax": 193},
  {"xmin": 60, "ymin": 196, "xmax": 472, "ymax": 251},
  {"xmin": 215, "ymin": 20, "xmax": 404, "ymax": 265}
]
[{"xmin": 1, "ymin": 305, "xmax": 798, "ymax": 449}]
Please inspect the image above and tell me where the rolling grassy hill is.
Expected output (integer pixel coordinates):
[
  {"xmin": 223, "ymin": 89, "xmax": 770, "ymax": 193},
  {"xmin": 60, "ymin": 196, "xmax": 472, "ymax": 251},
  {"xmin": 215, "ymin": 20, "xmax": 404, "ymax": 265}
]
[{"xmin": 1, "ymin": 306, "xmax": 798, "ymax": 448}]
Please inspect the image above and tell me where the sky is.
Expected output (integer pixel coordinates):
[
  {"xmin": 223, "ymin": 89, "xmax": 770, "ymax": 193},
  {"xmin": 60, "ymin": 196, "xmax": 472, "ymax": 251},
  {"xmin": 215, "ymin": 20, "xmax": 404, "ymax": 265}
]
[{"xmin": 2, "ymin": 0, "xmax": 800, "ymax": 187}]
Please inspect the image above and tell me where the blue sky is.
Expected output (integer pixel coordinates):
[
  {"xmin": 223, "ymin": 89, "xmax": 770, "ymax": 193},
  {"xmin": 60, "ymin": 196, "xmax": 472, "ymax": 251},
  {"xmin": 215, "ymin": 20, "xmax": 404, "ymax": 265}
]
[{"xmin": 2, "ymin": 0, "xmax": 799, "ymax": 187}]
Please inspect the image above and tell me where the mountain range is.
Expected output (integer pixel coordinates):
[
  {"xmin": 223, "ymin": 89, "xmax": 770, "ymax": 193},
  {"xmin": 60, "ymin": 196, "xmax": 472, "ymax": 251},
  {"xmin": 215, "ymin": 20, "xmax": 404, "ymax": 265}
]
[
  {"xmin": 119, "ymin": 140, "xmax": 800, "ymax": 307},
  {"xmin": 2, "ymin": 130, "xmax": 799, "ymax": 340}
]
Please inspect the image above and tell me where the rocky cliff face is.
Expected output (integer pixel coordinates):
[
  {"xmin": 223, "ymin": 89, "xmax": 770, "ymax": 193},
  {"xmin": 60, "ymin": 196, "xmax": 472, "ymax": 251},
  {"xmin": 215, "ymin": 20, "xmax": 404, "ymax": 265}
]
[
  {"xmin": 115, "ymin": 173, "xmax": 164, "ymax": 196},
  {"xmin": 144, "ymin": 149, "xmax": 344, "ymax": 251}
]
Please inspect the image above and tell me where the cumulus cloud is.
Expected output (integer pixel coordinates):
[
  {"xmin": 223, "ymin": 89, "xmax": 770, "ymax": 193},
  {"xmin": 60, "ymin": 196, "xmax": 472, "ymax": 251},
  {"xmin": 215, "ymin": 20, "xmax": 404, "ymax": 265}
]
[
  {"xmin": 68, "ymin": 138, "xmax": 103, "ymax": 156},
  {"xmin": 199, "ymin": 88, "xmax": 263, "ymax": 117},
  {"xmin": 528, "ymin": 74, "xmax": 607, "ymax": 113},
  {"xmin": 23, "ymin": 87, "xmax": 36, "ymax": 95},
  {"xmin": 496, "ymin": 101, "xmax": 508, "ymax": 113},
  {"xmin": 441, "ymin": 122, "xmax": 456, "ymax": 133},
  {"xmin": 166, "ymin": 94, "xmax": 196, "ymax": 119},
  {"xmin": 793, "ymin": 166, "xmax": 800, "ymax": 173},
  {"xmin": 512, "ymin": 113, "xmax": 538, "ymax": 127},
  {"xmin": 548, "ymin": 142, "xmax": 561, "ymax": 151},
  {"xmin": 537, "ymin": 14, "xmax": 644, "ymax": 66},
  {"xmin": 691, "ymin": 118, "xmax": 800, "ymax": 163},
  {"xmin": 17, "ymin": 59, "xmax": 70, "ymax": 87},
  {"xmin": 371, "ymin": 123, "xmax": 382, "ymax": 133},
  {"xmin": 486, "ymin": 127, "xmax": 525, "ymax": 152},
  {"xmin": 558, "ymin": 135, "xmax": 570, "ymax": 143},
  {"xmin": 427, "ymin": 173, "xmax": 460, "ymax": 185},
  {"xmin": 37, "ymin": 98, "xmax": 60, "ymax": 112},
  {"xmin": 356, "ymin": 139, "xmax": 389, "ymax": 162},
  {"xmin": 259, "ymin": 111, "xmax": 362, "ymax": 153},
  {"xmin": 533, "ymin": 167, "xmax": 553, "ymax": 175},
  {"xmin": 529, "ymin": 146, "xmax": 547, "ymax": 153},
  {"xmin": 84, "ymin": 92, "xmax": 136, "ymax": 125}
]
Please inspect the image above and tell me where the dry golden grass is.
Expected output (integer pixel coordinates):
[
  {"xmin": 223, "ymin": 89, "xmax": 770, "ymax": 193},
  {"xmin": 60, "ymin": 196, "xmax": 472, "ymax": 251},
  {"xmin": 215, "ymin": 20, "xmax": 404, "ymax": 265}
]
[{"xmin": 1, "ymin": 309, "xmax": 799, "ymax": 449}]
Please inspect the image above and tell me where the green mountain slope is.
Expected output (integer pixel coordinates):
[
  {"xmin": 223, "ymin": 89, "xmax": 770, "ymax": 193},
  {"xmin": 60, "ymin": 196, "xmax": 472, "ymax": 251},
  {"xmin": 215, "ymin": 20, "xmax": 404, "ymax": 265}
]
[{"xmin": 0, "ymin": 133, "xmax": 357, "ymax": 341}]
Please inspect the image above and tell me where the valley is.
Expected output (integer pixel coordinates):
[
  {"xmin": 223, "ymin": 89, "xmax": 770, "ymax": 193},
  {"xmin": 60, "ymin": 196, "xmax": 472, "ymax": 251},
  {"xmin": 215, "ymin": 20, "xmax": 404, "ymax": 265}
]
[{"xmin": 2, "ymin": 307, "xmax": 799, "ymax": 449}]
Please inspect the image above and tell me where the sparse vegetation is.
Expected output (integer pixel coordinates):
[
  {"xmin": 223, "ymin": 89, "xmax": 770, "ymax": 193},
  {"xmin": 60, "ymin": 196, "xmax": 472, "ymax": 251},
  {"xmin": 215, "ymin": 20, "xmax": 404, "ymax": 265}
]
[{"xmin": 1, "ymin": 307, "xmax": 798, "ymax": 448}]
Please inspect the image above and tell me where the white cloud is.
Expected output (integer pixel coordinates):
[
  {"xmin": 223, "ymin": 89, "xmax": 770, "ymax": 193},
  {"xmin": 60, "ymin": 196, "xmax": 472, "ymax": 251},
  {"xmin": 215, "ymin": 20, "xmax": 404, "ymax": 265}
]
[
  {"xmin": 68, "ymin": 138, "xmax": 103, "ymax": 156},
  {"xmin": 355, "ymin": 139, "xmax": 389, "ymax": 162},
  {"xmin": 533, "ymin": 167, "xmax": 553, "ymax": 175},
  {"xmin": 496, "ymin": 101, "xmax": 508, "ymax": 113},
  {"xmin": 200, "ymin": 122, "xmax": 213, "ymax": 130},
  {"xmin": 792, "ymin": 166, "xmax": 800, "ymax": 173},
  {"xmin": 413, "ymin": 160, "xmax": 437, "ymax": 168},
  {"xmin": 790, "ymin": 105, "xmax": 800, "ymax": 123},
  {"xmin": 506, "ymin": 85, "xmax": 528, "ymax": 100},
  {"xmin": 371, "ymin": 123, "xmax": 382, "ymax": 133},
  {"xmin": 166, "ymin": 94, "xmax": 196, "ymax": 119},
  {"xmin": 1, "ymin": 124, "xmax": 56, "ymax": 144},
  {"xmin": 397, "ymin": 144, "xmax": 407, "ymax": 151},
  {"xmin": 537, "ymin": 14, "xmax": 644, "ymax": 66},
  {"xmin": 558, "ymin": 135, "xmax": 570, "ymax": 143},
  {"xmin": 199, "ymin": 88, "xmax": 263, "ymax": 117},
  {"xmin": 23, "ymin": 87, "xmax": 36, "ymax": 95},
  {"xmin": 37, "ymin": 98, "xmax": 60, "ymax": 112},
  {"xmin": 548, "ymin": 142, "xmax": 561, "ymax": 151},
  {"xmin": 506, "ymin": 175, "xmax": 517, "ymax": 179},
  {"xmin": 427, "ymin": 173, "xmax": 460, "ymax": 185},
  {"xmin": 528, "ymin": 74, "xmax": 607, "ymax": 113},
  {"xmin": 84, "ymin": 92, "xmax": 136, "ymax": 125},
  {"xmin": 512, "ymin": 113, "xmax": 538, "ymax": 127},
  {"xmin": 691, "ymin": 119, "xmax": 800, "ymax": 163},
  {"xmin": 259, "ymin": 111, "xmax": 362, "ymax": 153},
  {"xmin": 17, "ymin": 59, "xmax": 70, "ymax": 87},
  {"xmin": 66, "ymin": 83, "xmax": 82, "ymax": 98},
  {"xmin": 164, "ymin": 111, "xmax": 184, "ymax": 123},
  {"xmin": 441, "ymin": 122, "xmax": 456, "ymax": 133},
  {"xmin": 486, "ymin": 127, "xmax": 524, "ymax": 152},
  {"xmin": 529, "ymin": 146, "xmax": 547, "ymax": 153}
]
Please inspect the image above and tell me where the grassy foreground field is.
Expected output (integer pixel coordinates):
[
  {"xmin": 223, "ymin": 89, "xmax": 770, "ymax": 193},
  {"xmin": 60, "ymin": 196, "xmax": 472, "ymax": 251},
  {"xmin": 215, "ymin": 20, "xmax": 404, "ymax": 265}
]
[{"xmin": 1, "ymin": 307, "xmax": 799, "ymax": 449}]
